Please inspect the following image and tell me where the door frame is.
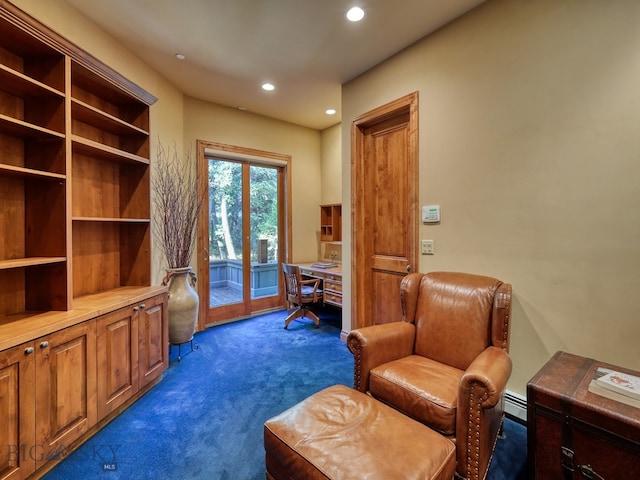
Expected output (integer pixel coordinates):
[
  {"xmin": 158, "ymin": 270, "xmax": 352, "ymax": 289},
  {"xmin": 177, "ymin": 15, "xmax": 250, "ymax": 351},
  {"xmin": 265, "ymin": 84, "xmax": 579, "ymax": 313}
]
[
  {"xmin": 196, "ymin": 140, "xmax": 292, "ymax": 331},
  {"xmin": 351, "ymin": 92, "xmax": 419, "ymax": 329}
]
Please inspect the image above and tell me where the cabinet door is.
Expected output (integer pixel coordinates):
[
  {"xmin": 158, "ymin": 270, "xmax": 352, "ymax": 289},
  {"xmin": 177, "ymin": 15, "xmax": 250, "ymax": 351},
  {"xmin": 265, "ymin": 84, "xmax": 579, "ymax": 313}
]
[
  {"xmin": 138, "ymin": 293, "xmax": 168, "ymax": 389},
  {"xmin": 35, "ymin": 321, "xmax": 96, "ymax": 469},
  {"xmin": 96, "ymin": 306, "xmax": 138, "ymax": 420},
  {"xmin": 0, "ymin": 343, "xmax": 36, "ymax": 480}
]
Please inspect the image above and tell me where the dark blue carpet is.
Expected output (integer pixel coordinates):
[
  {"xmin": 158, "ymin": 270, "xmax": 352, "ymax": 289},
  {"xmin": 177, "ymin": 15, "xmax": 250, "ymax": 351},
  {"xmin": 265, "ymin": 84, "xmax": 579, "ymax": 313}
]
[{"xmin": 43, "ymin": 308, "xmax": 527, "ymax": 479}]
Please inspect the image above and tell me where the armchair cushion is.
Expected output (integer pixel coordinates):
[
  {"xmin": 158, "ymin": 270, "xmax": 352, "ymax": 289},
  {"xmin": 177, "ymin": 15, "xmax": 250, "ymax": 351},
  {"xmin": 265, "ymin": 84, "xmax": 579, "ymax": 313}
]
[
  {"xmin": 370, "ymin": 355, "xmax": 463, "ymax": 435},
  {"xmin": 348, "ymin": 322, "xmax": 415, "ymax": 393}
]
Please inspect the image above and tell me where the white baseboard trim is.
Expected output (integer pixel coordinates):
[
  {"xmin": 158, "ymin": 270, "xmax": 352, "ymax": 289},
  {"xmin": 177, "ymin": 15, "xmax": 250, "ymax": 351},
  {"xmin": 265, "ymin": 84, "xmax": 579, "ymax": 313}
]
[{"xmin": 505, "ymin": 390, "xmax": 527, "ymax": 422}]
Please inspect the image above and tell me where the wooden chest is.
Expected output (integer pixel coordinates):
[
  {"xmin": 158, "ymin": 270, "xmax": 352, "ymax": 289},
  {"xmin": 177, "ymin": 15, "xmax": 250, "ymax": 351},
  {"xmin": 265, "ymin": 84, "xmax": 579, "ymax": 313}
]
[{"xmin": 527, "ymin": 351, "xmax": 640, "ymax": 479}]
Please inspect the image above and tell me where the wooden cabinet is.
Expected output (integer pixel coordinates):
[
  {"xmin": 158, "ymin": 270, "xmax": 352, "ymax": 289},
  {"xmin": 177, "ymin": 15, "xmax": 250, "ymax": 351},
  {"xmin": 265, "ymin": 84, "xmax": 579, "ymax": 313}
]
[
  {"xmin": 322, "ymin": 272, "xmax": 343, "ymax": 308},
  {"xmin": 137, "ymin": 294, "xmax": 169, "ymax": 389},
  {"xmin": 0, "ymin": 342, "xmax": 36, "ymax": 480},
  {"xmin": 35, "ymin": 321, "xmax": 97, "ymax": 470},
  {"xmin": 96, "ymin": 307, "xmax": 137, "ymax": 420},
  {"xmin": 97, "ymin": 292, "xmax": 168, "ymax": 419},
  {"xmin": 0, "ymin": 290, "xmax": 167, "ymax": 480},
  {"xmin": 0, "ymin": 324, "xmax": 99, "ymax": 479},
  {"xmin": 320, "ymin": 204, "xmax": 342, "ymax": 242},
  {"xmin": 299, "ymin": 265, "xmax": 343, "ymax": 309},
  {"xmin": 0, "ymin": 327, "xmax": 99, "ymax": 479}
]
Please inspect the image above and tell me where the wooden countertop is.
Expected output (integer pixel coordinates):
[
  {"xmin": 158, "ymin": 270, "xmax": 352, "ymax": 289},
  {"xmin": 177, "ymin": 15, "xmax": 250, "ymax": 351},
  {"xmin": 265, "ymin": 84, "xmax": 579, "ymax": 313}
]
[
  {"xmin": 297, "ymin": 262, "xmax": 342, "ymax": 276},
  {"xmin": 0, "ymin": 285, "xmax": 167, "ymax": 351}
]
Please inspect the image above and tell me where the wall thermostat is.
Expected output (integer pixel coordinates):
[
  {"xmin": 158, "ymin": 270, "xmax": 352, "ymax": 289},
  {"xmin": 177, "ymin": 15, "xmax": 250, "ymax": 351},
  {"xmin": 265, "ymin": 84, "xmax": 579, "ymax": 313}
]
[{"xmin": 422, "ymin": 205, "xmax": 441, "ymax": 223}]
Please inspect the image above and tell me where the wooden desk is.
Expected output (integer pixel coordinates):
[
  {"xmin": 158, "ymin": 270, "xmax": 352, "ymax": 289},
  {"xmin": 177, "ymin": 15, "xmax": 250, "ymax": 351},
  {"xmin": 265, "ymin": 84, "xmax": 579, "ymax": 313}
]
[{"xmin": 297, "ymin": 263, "xmax": 343, "ymax": 309}]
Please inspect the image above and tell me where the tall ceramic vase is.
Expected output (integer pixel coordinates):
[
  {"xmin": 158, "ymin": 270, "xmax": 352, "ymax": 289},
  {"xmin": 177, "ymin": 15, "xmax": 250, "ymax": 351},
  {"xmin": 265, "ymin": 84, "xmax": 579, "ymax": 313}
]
[{"xmin": 163, "ymin": 267, "xmax": 199, "ymax": 345}]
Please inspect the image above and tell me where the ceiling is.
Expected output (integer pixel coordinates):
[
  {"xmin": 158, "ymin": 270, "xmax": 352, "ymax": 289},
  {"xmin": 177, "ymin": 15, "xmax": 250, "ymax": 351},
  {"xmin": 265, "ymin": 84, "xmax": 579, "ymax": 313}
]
[{"xmin": 63, "ymin": 0, "xmax": 485, "ymax": 130}]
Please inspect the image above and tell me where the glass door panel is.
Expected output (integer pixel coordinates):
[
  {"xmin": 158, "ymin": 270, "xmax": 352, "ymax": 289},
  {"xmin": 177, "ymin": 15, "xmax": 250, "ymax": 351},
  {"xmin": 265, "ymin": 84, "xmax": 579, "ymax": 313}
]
[
  {"xmin": 208, "ymin": 159, "xmax": 243, "ymax": 308},
  {"xmin": 250, "ymin": 165, "xmax": 279, "ymax": 300}
]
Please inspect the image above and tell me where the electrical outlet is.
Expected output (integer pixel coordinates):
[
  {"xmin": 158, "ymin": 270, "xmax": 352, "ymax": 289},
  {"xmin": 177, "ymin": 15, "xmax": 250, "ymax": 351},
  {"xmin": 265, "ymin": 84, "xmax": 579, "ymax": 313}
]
[{"xmin": 421, "ymin": 239, "xmax": 434, "ymax": 255}]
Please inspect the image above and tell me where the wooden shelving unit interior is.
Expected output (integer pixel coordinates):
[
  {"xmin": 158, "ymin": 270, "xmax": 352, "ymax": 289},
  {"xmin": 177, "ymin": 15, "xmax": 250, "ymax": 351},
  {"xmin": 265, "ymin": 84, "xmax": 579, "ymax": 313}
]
[
  {"xmin": 69, "ymin": 61, "xmax": 151, "ymax": 300},
  {"xmin": 320, "ymin": 203, "xmax": 342, "ymax": 242},
  {"xmin": 0, "ymin": 12, "xmax": 68, "ymax": 316}
]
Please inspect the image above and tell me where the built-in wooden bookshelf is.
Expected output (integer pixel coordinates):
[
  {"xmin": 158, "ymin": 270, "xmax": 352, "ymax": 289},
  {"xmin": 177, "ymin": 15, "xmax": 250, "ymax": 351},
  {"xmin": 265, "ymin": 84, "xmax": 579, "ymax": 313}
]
[
  {"xmin": 0, "ymin": 2, "xmax": 156, "ymax": 320},
  {"xmin": 0, "ymin": 2, "xmax": 167, "ymax": 478}
]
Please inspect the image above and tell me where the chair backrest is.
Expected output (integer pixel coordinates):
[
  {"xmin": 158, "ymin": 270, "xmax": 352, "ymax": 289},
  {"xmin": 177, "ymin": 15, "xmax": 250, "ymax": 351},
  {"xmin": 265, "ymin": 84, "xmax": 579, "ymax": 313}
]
[
  {"xmin": 400, "ymin": 272, "xmax": 511, "ymax": 371},
  {"xmin": 282, "ymin": 263, "xmax": 303, "ymax": 305}
]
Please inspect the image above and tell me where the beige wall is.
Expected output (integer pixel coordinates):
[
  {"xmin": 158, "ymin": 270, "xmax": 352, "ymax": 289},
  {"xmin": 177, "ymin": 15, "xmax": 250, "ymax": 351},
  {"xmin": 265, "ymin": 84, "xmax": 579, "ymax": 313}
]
[
  {"xmin": 183, "ymin": 96, "xmax": 322, "ymax": 264},
  {"xmin": 320, "ymin": 124, "xmax": 342, "ymax": 204},
  {"xmin": 342, "ymin": 0, "xmax": 640, "ymax": 395}
]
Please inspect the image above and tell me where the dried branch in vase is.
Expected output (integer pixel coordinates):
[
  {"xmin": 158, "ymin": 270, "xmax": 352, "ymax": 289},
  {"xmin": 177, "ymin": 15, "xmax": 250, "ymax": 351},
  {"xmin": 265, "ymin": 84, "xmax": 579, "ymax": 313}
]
[{"xmin": 152, "ymin": 141, "xmax": 204, "ymax": 269}]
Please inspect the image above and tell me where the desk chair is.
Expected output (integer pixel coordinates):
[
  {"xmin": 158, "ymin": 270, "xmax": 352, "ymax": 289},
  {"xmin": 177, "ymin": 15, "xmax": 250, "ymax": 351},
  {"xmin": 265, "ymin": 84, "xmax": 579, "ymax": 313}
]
[{"xmin": 282, "ymin": 263, "xmax": 323, "ymax": 329}]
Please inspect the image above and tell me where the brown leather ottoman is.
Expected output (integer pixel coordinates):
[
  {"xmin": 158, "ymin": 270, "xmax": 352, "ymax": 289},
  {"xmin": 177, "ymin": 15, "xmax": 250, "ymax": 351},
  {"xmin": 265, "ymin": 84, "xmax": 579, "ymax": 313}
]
[{"xmin": 264, "ymin": 384, "xmax": 456, "ymax": 480}]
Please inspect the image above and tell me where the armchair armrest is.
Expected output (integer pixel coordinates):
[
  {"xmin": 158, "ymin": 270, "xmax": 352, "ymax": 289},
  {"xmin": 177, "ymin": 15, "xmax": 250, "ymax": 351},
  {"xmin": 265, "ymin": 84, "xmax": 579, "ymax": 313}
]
[
  {"xmin": 456, "ymin": 346, "xmax": 512, "ymax": 480},
  {"xmin": 460, "ymin": 346, "xmax": 512, "ymax": 408},
  {"xmin": 347, "ymin": 322, "xmax": 415, "ymax": 393}
]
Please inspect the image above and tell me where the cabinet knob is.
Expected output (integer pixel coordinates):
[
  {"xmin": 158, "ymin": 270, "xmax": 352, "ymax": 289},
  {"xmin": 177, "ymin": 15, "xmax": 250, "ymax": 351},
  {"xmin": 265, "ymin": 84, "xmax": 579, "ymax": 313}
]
[
  {"xmin": 40, "ymin": 341, "xmax": 49, "ymax": 349},
  {"xmin": 140, "ymin": 303, "xmax": 146, "ymax": 309},
  {"xmin": 25, "ymin": 346, "xmax": 34, "ymax": 355},
  {"xmin": 406, "ymin": 264, "xmax": 412, "ymax": 272},
  {"xmin": 133, "ymin": 306, "xmax": 139, "ymax": 312}
]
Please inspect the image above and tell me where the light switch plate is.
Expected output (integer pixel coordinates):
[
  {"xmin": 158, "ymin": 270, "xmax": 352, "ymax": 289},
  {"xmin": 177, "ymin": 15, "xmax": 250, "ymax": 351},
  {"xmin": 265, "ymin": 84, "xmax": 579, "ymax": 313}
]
[{"xmin": 421, "ymin": 239, "xmax": 434, "ymax": 255}]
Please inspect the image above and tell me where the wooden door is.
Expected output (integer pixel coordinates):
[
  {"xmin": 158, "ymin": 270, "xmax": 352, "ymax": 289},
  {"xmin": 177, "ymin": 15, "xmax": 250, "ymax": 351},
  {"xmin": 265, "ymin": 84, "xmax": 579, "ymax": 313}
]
[
  {"xmin": 96, "ymin": 306, "xmax": 138, "ymax": 421},
  {"xmin": 0, "ymin": 342, "xmax": 36, "ymax": 480},
  {"xmin": 138, "ymin": 294, "xmax": 168, "ymax": 389},
  {"xmin": 352, "ymin": 92, "xmax": 418, "ymax": 329},
  {"xmin": 35, "ymin": 321, "xmax": 96, "ymax": 468}
]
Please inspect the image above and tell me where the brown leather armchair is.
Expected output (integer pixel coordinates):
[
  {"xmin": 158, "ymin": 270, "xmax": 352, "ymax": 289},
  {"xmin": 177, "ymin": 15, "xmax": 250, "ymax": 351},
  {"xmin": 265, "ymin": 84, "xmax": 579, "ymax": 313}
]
[{"xmin": 347, "ymin": 272, "xmax": 512, "ymax": 480}]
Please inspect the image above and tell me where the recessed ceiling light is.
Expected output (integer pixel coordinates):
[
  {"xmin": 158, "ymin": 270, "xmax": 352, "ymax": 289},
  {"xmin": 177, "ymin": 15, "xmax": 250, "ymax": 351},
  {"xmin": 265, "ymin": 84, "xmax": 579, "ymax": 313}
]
[
  {"xmin": 325, "ymin": 109, "xmax": 337, "ymax": 115},
  {"xmin": 262, "ymin": 83, "xmax": 275, "ymax": 91},
  {"xmin": 175, "ymin": 53, "xmax": 186, "ymax": 60},
  {"xmin": 346, "ymin": 6, "xmax": 365, "ymax": 22}
]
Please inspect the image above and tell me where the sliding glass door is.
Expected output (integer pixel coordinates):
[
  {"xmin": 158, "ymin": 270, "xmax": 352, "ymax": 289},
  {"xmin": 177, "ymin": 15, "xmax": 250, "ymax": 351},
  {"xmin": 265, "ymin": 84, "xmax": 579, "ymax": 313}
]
[{"xmin": 206, "ymin": 157, "xmax": 284, "ymax": 322}]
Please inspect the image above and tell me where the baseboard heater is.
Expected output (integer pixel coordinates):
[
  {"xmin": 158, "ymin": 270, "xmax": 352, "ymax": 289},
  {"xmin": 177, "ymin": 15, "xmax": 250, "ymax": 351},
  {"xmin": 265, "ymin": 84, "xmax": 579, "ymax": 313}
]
[{"xmin": 505, "ymin": 390, "xmax": 527, "ymax": 423}]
